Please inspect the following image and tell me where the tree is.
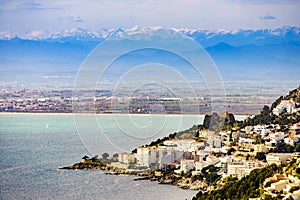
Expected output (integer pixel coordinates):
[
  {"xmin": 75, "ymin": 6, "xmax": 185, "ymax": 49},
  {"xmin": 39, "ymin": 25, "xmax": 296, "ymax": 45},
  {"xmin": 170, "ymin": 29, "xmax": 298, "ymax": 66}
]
[
  {"xmin": 246, "ymin": 154, "xmax": 251, "ymax": 160},
  {"xmin": 113, "ymin": 153, "xmax": 118, "ymax": 158},
  {"xmin": 254, "ymin": 135, "xmax": 264, "ymax": 144},
  {"xmin": 193, "ymin": 164, "xmax": 281, "ymax": 200},
  {"xmin": 112, "ymin": 153, "xmax": 119, "ymax": 161},
  {"xmin": 102, "ymin": 152, "xmax": 109, "ymax": 159},
  {"xmin": 295, "ymin": 143, "xmax": 300, "ymax": 152},
  {"xmin": 274, "ymin": 142, "xmax": 294, "ymax": 153},
  {"xmin": 206, "ymin": 172, "xmax": 220, "ymax": 185},
  {"xmin": 255, "ymin": 152, "xmax": 266, "ymax": 161},
  {"xmin": 227, "ymin": 147, "xmax": 236, "ymax": 156}
]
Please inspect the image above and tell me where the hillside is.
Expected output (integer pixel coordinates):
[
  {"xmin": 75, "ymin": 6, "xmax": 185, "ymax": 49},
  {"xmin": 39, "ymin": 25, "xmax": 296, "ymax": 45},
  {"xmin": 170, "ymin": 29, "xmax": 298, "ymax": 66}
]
[
  {"xmin": 242, "ymin": 86, "xmax": 300, "ymax": 128},
  {"xmin": 192, "ymin": 86, "xmax": 300, "ymax": 200}
]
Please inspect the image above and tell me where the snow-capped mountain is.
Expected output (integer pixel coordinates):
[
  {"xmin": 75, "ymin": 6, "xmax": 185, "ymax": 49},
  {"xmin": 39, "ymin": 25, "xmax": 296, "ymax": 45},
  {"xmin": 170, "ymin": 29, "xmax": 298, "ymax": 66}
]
[
  {"xmin": 178, "ymin": 26, "xmax": 300, "ymax": 46},
  {"xmin": 1, "ymin": 26, "xmax": 299, "ymax": 47},
  {"xmin": 0, "ymin": 26, "xmax": 299, "ymax": 84}
]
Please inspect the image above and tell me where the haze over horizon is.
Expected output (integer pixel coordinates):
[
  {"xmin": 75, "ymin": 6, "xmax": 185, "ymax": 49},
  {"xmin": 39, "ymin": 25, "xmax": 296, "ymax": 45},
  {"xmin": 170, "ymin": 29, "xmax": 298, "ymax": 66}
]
[{"xmin": 0, "ymin": 1, "xmax": 299, "ymax": 88}]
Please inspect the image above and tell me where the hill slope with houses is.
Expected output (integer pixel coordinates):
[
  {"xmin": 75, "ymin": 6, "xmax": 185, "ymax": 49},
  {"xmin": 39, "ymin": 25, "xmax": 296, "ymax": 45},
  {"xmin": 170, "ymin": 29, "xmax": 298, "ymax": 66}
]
[{"xmin": 62, "ymin": 86, "xmax": 300, "ymax": 199}]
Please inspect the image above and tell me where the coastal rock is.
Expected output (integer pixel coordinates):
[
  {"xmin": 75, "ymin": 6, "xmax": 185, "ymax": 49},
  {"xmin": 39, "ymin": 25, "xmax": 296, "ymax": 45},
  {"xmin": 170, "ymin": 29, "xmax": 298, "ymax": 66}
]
[
  {"xmin": 159, "ymin": 178, "xmax": 174, "ymax": 184},
  {"xmin": 177, "ymin": 178, "xmax": 191, "ymax": 188},
  {"xmin": 189, "ymin": 180, "xmax": 207, "ymax": 190}
]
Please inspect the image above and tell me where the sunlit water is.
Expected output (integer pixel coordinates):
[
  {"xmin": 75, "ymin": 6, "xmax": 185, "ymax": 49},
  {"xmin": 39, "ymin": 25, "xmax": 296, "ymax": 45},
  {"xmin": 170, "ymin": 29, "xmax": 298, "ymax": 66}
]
[
  {"xmin": 0, "ymin": 113, "xmax": 247, "ymax": 199},
  {"xmin": 0, "ymin": 113, "xmax": 207, "ymax": 200}
]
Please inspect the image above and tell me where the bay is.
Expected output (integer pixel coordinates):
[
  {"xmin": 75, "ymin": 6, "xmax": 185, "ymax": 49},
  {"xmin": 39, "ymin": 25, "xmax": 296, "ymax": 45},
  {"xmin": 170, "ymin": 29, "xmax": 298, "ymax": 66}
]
[
  {"xmin": 0, "ymin": 113, "xmax": 203, "ymax": 200},
  {"xmin": 0, "ymin": 113, "xmax": 247, "ymax": 199}
]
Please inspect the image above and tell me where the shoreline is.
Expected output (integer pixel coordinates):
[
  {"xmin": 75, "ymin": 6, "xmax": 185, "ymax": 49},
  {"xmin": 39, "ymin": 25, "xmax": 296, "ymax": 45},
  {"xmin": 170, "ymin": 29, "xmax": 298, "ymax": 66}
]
[
  {"xmin": 0, "ymin": 112, "xmax": 250, "ymax": 118},
  {"xmin": 58, "ymin": 162, "xmax": 209, "ymax": 191}
]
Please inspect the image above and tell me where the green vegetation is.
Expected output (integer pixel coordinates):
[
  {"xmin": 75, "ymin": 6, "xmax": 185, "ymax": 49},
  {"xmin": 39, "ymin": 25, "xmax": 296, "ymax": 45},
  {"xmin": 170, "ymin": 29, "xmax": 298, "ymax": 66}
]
[
  {"xmin": 255, "ymin": 152, "xmax": 266, "ymax": 161},
  {"xmin": 241, "ymin": 86, "xmax": 300, "ymax": 129},
  {"xmin": 102, "ymin": 152, "xmax": 109, "ymax": 159},
  {"xmin": 131, "ymin": 132, "xmax": 177, "ymax": 152},
  {"xmin": 285, "ymin": 87, "xmax": 300, "ymax": 103},
  {"xmin": 254, "ymin": 135, "xmax": 265, "ymax": 144},
  {"xmin": 193, "ymin": 164, "xmax": 281, "ymax": 200},
  {"xmin": 81, "ymin": 161, "xmax": 105, "ymax": 167},
  {"xmin": 241, "ymin": 105, "xmax": 300, "ymax": 129},
  {"xmin": 201, "ymin": 165, "xmax": 221, "ymax": 185},
  {"xmin": 227, "ymin": 147, "xmax": 236, "ymax": 155}
]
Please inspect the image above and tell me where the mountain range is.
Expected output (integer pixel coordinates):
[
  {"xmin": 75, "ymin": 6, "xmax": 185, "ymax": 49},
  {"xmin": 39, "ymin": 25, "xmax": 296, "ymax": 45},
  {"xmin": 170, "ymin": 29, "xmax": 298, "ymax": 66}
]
[
  {"xmin": 1, "ymin": 26, "xmax": 299, "ymax": 46},
  {"xmin": 0, "ymin": 26, "xmax": 299, "ymax": 86}
]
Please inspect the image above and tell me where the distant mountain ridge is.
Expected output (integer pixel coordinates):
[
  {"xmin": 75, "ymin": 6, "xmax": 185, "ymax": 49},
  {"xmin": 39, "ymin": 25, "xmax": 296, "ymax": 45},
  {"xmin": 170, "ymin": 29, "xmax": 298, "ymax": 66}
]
[
  {"xmin": 0, "ymin": 26, "xmax": 299, "ymax": 84},
  {"xmin": 1, "ymin": 26, "xmax": 299, "ymax": 47}
]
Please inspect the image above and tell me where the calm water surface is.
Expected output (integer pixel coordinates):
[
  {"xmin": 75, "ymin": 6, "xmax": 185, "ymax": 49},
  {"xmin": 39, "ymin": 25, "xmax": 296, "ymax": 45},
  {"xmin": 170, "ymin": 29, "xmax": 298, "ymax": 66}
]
[{"xmin": 0, "ymin": 113, "xmax": 204, "ymax": 200}]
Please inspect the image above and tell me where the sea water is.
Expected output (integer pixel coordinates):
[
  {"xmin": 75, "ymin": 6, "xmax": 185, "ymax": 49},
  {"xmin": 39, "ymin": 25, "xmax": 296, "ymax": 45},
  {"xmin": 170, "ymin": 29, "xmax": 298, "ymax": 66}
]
[{"xmin": 0, "ymin": 113, "xmax": 208, "ymax": 200}]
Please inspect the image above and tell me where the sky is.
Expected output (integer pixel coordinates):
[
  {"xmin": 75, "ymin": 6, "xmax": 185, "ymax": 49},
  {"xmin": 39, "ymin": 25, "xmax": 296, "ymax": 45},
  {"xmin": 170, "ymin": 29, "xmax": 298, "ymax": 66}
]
[{"xmin": 0, "ymin": 0, "xmax": 300, "ymax": 32}]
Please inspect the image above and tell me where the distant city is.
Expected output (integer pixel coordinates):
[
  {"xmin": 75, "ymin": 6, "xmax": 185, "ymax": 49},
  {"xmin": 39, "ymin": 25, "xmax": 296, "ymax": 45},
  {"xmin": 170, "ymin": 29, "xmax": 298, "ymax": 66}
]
[{"xmin": 0, "ymin": 81, "xmax": 297, "ymax": 115}]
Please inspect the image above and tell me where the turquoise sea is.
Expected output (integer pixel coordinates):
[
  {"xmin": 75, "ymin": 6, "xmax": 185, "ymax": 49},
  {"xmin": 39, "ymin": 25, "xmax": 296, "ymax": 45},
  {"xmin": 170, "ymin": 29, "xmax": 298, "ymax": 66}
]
[
  {"xmin": 0, "ymin": 113, "xmax": 247, "ymax": 199},
  {"xmin": 0, "ymin": 113, "xmax": 205, "ymax": 200}
]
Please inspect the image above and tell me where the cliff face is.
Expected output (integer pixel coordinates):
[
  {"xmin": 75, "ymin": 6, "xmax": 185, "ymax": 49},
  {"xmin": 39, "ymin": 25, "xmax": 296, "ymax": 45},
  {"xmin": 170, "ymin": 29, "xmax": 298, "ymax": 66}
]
[
  {"xmin": 203, "ymin": 112, "xmax": 235, "ymax": 131},
  {"xmin": 225, "ymin": 112, "xmax": 235, "ymax": 124}
]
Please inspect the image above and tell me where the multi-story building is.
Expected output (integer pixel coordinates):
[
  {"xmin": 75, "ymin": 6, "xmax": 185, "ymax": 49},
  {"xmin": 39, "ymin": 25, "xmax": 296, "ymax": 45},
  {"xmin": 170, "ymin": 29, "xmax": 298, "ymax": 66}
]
[
  {"xmin": 118, "ymin": 153, "xmax": 135, "ymax": 164},
  {"xmin": 178, "ymin": 159, "xmax": 195, "ymax": 173},
  {"xmin": 266, "ymin": 153, "xmax": 294, "ymax": 165},
  {"xmin": 227, "ymin": 161, "xmax": 265, "ymax": 178}
]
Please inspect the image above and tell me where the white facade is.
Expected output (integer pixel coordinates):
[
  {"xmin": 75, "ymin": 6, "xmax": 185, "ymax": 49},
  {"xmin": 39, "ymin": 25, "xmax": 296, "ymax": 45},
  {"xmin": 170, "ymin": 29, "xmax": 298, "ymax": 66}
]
[
  {"xmin": 190, "ymin": 142, "xmax": 205, "ymax": 152},
  {"xmin": 207, "ymin": 134, "xmax": 223, "ymax": 148},
  {"xmin": 253, "ymin": 144, "xmax": 269, "ymax": 153},
  {"xmin": 180, "ymin": 159, "xmax": 195, "ymax": 173},
  {"xmin": 273, "ymin": 100, "xmax": 300, "ymax": 115},
  {"xmin": 227, "ymin": 161, "xmax": 264, "ymax": 178},
  {"xmin": 163, "ymin": 139, "xmax": 195, "ymax": 151},
  {"xmin": 135, "ymin": 147, "xmax": 158, "ymax": 167},
  {"xmin": 239, "ymin": 137, "xmax": 255, "ymax": 145},
  {"xmin": 118, "ymin": 153, "xmax": 135, "ymax": 164},
  {"xmin": 159, "ymin": 147, "xmax": 184, "ymax": 169},
  {"xmin": 284, "ymin": 136, "xmax": 299, "ymax": 146},
  {"xmin": 135, "ymin": 146, "xmax": 185, "ymax": 168},
  {"xmin": 266, "ymin": 153, "xmax": 294, "ymax": 165}
]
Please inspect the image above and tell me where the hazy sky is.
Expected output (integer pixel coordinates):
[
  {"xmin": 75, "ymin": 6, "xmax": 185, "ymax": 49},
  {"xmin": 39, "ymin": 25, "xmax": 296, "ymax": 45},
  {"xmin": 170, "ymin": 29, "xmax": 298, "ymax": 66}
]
[{"xmin": 0, "ymin": 0, "xmax": 299, "ymax": 32}]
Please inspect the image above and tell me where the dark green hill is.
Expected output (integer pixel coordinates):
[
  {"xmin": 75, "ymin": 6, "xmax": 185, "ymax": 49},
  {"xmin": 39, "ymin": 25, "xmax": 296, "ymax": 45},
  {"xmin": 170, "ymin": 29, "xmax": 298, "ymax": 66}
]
[
  {"xmin": 192, "ymin": 164, "xmax": 282, "ymax": 200},
  {"xmin": 241, "ymin": 86, "xmax": 300, "ymax": 128},
  {"xmin": 271, "ymin": 86, "xmax": 300, "ymax": 110}
]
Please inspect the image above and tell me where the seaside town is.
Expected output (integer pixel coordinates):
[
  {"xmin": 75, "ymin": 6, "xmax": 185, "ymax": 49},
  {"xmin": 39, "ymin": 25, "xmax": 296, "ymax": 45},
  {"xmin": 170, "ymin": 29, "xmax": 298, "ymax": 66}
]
[{"xmin": 62, "ymin": 87, "xmax": 300, "ymax": 200}]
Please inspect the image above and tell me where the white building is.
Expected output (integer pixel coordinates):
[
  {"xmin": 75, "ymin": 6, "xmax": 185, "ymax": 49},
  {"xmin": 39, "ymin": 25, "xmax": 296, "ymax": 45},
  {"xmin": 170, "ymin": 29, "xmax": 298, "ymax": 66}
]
[
  {"xmin": 227, "ymin": 161, "xmax": 265, "ymax": 178},
  {"xmin": 163, "ymin": 139, "xmax": 195, "ymax": 151},
  {"xmin": 207, "ymin": 133, "xmax": 223, "ymax": 148},
  {"xmin": 266, "ymin": 153, "xmax": 294, "ymax": 165},
  {"xmin": 265, "ymin": 132, "xmax": 285, "ymax": 146},
  {"xmin": 194, "ymin": 156, "xmax": 220, "ymax": 174},
  {"xmin": 135, "ymin": 146, "xmax": 185, "ymax": 168},
  {"xmin": 253, "ymin": 144, "xmax": 269, "ymax": 153},
  {"xmin": 179, "ymin": 159, "xmax": 195, "ymax": 173},
  {"xmin": 239, "ymin": 137, "xmax": 255, "ymax": 145},
  {"xmin": 273, "ymin": 100, "xmax": 300, "ymax": 115},
  {"xmin": 159, "ymin": 147, "xmax": 184, "ymax": 169},
  {"xmin": 135, "ymin": 147, "xmax": 159, "ymax": 167},
  {"xmin": 284, "ymin": 136, "xmax": 299, "ymax": 146},
  {"xmin": 189, "ymin": 141, "xmax": 205, "ymax": 152},
  {"xmin": 118, "ymin": 153, "xmax": 135, "ymax": 164}
]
